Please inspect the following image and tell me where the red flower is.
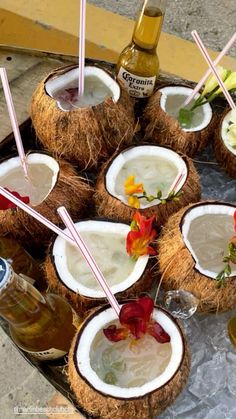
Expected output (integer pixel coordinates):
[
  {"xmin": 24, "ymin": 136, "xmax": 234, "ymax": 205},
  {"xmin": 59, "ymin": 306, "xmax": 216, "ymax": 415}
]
[
  {"xmin": 103, "ymin": 296, "xmax": 170, "ymax": 344},
  {"xmin": 126, "ymin": 212, "xmax": 157, "ymax": 259},
  {"xmin": 0, "ymin": 188, "xmax": 30, "ymax": 210}
]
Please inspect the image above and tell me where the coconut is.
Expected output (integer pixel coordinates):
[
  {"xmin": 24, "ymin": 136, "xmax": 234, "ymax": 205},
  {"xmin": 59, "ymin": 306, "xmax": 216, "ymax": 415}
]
[
  {"xmin": 68, "ymin": 303, "xmax": 190, "ymax": 419},
  {"xmin": 158, "ymin": 202, "xmax": 236, "ymax": 313},
  {"xmin": 215, "ymin": 108, "xmax": 236, "ymax": 178},
  {"xmin": 143, "ymin": 85, "xmax": 216, "ymax": 156},
  {"xmin": 95, "ymin": 145, "xmax": 201, "ymax": 227},
  {"xmin": 45, "ymin": 220, "xmax": 154, "ymax": 316},
  {"xmin": 0, "ymin": 152, "xmax": 93, "ymax": 248},
  {"xmin": 30, "ymin": 65, "xmax": 135, "ymax": 170}
]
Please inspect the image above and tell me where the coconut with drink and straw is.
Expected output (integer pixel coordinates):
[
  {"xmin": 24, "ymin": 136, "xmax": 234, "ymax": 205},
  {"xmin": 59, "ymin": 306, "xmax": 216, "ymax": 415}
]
[
  {"xmin": 215, "ymin": 106, "xmax": 236, "ymax": 178},
  {"xmin": 158, "ymin": 202, "xmax": 236, "ymax": 313},
  {"xmin": 95, "ymin": 144, "xmax": 200, "ymax": 226}
]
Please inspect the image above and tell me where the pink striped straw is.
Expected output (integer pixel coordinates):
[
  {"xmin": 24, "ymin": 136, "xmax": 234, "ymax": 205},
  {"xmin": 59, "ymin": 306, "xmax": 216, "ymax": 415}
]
[
  {"xmin": 169, "ymin": 171, "xmax": 185, "ymax": 194},
  {"xmin": 0, "ymin": 68, "xmax": 29, "ymax": 179},
  {"xmin": 191, "ymin": 31, "xmax": 235, "ymax": 110},
  {"xmin": 183, "ymin": 32, "xmax": 236, "ymax": 107},
  {"xmin": 57, "ymin": 206, "xmax": 120, "ymax": 316},
  {"xmin": 78, "ymin": 0, "xmax": 86, "ymax": 97}
]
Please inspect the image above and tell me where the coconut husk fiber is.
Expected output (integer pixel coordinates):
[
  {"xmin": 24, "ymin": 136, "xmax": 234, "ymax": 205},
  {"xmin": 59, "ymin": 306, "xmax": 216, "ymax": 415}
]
[
  {"xmin": 143, "ymin": 88, "xmax": 217, "ymax": 157},
  {"xmin": 0, "ymin": 158, "xmax": 93, "ymax": 249},
  {"xmin": 215, "ymin": 108, "xmax": 236, "ymax": 179},
  {"xmin": 68, "ymin": 313, "xmax": 191, "ymax": 419},
  {"xmin": 30, "ymin": 65, "xmax": 135, "ymax": 170},
  {"xmin": 95, "ymin": 150, "xmax": 201, "ymax": 228},
  {"xmin": 44, "ymin": 246, "xmax": 155, "ymax": 318},
  {"xmin": 158, "ymin": 202, "xmax": 236, "ymax": 313}
]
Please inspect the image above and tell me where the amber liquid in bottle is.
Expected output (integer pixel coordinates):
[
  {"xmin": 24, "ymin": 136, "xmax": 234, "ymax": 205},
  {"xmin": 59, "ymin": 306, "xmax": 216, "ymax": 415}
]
[
  {"xmin": 0, "ymin": 259, "xmax": 76, "ymax": 361},
  {"xmin": 117, "ymin": 2, "xmax": 165, "ymax": 98}
]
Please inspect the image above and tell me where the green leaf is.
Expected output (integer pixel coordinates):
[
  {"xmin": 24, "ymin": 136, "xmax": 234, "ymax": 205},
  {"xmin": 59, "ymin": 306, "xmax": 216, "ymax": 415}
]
[{"xmin": 178, "ymin": 108, "xmax": 194, "ymax": 129}]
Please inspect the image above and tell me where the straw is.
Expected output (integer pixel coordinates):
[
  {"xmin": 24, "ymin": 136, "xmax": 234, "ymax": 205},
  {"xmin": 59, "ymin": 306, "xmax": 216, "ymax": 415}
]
[
  {"xmin": 57, "ymin": 206, "xmax": 121, "ymax": 316},
  {"xmin": 183, "ymin": 32, "xmax": 236, "ymax": 107},
  {"xmin": 0, "ymin": 68, "xmax": 29, "ymax": 179},
  {"xmin": 168, "ymin": 171, "xmax": 185, "ymax": 194},
  {"xmin": 78, "ymin": 0, "xmax": 86, "ymax": 97},
  {"xmin": 191, "ymin": 31, "xmax": 235, "ymax": 110}
]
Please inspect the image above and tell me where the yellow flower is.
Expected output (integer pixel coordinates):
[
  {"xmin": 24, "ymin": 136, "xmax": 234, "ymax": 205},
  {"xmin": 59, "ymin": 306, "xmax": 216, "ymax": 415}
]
[
  {"xmin": 128, "ymin": 196, "xmax": 140, "ymax": 209},
  {"xmin": 215, "ymin": 71, "xmax": 236, "ymax": 95},
  {"xmin": 124, "ymin": 175, "xmax": 144, "ymax": 196},
  {"xmin": 201, "ymin": 66, "xmax": 228, "ymax": 97},
  {"xmin": 227, "ymin": 123, "xmax": 236, "ymax": 147}
]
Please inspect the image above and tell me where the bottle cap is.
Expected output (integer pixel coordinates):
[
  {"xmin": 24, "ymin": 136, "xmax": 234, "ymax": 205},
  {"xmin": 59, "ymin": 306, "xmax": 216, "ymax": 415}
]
[{"xmin": 0, "ymin": 258, "xmax": 10, "ymax": 289}]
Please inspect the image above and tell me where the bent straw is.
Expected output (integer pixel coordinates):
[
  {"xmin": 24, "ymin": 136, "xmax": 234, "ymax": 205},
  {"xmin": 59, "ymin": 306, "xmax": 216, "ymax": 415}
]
[
  {"xmin": 191, "ymin": 31, "xmax": 235, "ymax": 110},
  {"xmin": 78, "ymin": 0, "xmax": 86, "ymax": 97},
  {"xmin": 0, "ymin": 68, "xmax": 29, "ymax": 179},
  {"xmin": 183, "ymin": 32, "xmax": 236, "ymax": 107},
  {"xmin": 57, "ymin": 206, "xmax": 121, "ymax": 316}
]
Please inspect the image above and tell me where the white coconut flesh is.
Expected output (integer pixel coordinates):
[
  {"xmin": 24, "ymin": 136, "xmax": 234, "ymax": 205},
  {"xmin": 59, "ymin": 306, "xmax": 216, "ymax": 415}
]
[
  {"xmin": 0, "ymin": 153, "xmax": 59, "ymax": 206},
  {"xmin": 106, "ymin": 146, "xmax": 187, "ymax": 208},
  {"xmin": 181, "ymin": 204, "xmax": 236, "ymax": 278},
  {"xmin": 45, "ymin": 66, "xmax": 120, "ymax": 111},
  {"xmin": 221, "ymin": 109, "xmax": 236, "ymax": 156},
  {"xmin": 75, "ymin": 306, "xmax": 183, "ymax": 398},
  {"xmin": 159, "ymin": 86, "xmax": 213, "ymax": 132},
  {"xmin": 52, "ymin": 220, "xmax": 149, "ymax": 298}
]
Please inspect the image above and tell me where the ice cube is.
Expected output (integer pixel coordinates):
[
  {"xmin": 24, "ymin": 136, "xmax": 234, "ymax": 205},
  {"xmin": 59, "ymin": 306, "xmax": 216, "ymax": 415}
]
[{"xmin": 163, "ymin": 289, "xmax": 199, "ymax": 319}]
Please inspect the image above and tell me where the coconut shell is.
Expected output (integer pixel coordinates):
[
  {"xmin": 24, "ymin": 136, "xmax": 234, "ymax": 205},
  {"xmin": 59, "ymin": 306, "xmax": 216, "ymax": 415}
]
[
  {"xmin": 214, "ymin": 108, "xmax": 236, "ymax": 178},
  {"xmin": 68, "ymin": 308, "xmax": 191, "ymax": 419},
  {"xmin": 95, "ymin": 150, "xmax": 201, "ymax": 228},
  {"xmin": 158, "ymin": 202, "xmax": 236, "ymax": 313},
  {"xmin": 143, "ymin": 88, "xmax": 217, "ymax": 157},
  {"xmin": 44, "ymin": 246, "xmax": 156, "ymax": 318},
  {"xmin": 0, "ymin": 157, "xmax": 93, "ymax": 249},
  {"xmin": 30, "ymin": 65, "xmax": 135, "ymax": 170}
]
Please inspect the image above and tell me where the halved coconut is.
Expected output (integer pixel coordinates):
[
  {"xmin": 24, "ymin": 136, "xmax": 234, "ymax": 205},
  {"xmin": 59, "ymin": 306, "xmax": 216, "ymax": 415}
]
[
  {"xmin": 30, "ymin": 65, "xmax": 135, "ymax": 169},
  {"xmin": 215, "ymin": 108, "xmax": 236, "ymax": 178},
  {"xmin": 143, "ymin": 85, "xmax": 216, "ymax": 156},
  {"xmin": 158, "ymin": 202, "xmax": 236, "ymax": 313},
  {"xmin": 69, "ymin": 303, "xmax": 190, "ymax": 418},
  {"xmin": 95, "ymin": 145, "xmax": 201, "ymax": 227},
  {"xmin": 0, "ymin": 152, "xmax": 93, "ymax": 248},
  {"xmin": 45, "ymin": 220, "xmax": 154, "ymax": 315}
]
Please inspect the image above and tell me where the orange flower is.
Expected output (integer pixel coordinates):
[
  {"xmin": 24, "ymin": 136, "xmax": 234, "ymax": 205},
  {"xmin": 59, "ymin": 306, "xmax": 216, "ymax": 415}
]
[
  {"xmin": 126, "ymin": 212, "xmax": 157, "ymax": 259},
  {"xmin": 124, "ymin": 175, "xmax": 144, "ymax": 196},
  {"xmin": 103, "ymin": 296, "xmax": 170, "ymax": 343},
  {"xmin": 128, "ymin": 196, "xmax": 140, "ymax": 209}
]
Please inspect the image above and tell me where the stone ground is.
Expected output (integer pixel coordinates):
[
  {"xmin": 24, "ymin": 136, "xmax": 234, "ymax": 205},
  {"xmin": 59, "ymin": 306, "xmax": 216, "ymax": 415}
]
[{"xmin": 0, "ymin": 1, "xmax": 236, "ymax": 418}]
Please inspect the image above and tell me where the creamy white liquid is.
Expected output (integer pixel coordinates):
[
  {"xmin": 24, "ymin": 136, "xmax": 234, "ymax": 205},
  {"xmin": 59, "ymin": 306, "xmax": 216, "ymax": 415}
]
[
  {"xmin": 66, "ymin": 232, "xmax": 135, "ymax": 290},
  {"xmin": 165, "ymin": 94, "xmax": 205, "ymax": 129},
  {"xmin": 0, "ymin": 163, "xmax": 55, "ymax": 206},
  {"xmin": 187, "ymin": 214, "xmax": 235, "ymax": 274},
  {"xmin": 90, "ymin": 323, "xmax": 172, "ymax": 388},
  {"xmin": 115, "ymin": 156, "xmax": 178, "ymax": 207}
]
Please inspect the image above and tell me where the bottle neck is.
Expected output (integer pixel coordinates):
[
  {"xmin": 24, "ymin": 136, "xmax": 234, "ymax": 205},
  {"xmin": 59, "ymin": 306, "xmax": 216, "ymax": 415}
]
[{"xmin": 132, "ymin": 1, "xmax": 165, "ymax": 50}]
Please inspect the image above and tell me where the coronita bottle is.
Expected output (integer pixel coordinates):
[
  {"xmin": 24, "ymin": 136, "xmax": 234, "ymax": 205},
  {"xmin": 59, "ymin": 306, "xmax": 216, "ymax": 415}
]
[
  {"xmin": 117, "ymin": 0, "xmax": 166, "ymax": 98},
  {"xmin": 0, "ymin": 258, "xmax": 77, "ymax": 361}
]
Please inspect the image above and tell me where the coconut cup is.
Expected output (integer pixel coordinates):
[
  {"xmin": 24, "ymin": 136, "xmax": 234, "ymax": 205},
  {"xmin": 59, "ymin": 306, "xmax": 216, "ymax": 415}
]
[
  {"xmin": 95, "ymin": 145, "xmax": 201, "ymax": 227},
  {"xmin": 158, "ymin": 202, "xmax": 236, "ymax": 313},
  {"xmin": 45, "ymin": 219, "xmax": 155, "ymax": 316},
  {"xmin": 0, "ymin": 152, "xmax": 93, "ymax": 248},
  {"xmin": 215, "ymin": 108, "xmax": 236, "ymax": 178},
  {"xmin": 69, "ymin": 303, "xmax": 190, "ymax": 419},
  {"xmin": 30, "ymin": 65, "xmax": 135, "ymax": 170},
  {"xmin": 143, "ymin": 85, "xmax": 216, "ymax": 157}
]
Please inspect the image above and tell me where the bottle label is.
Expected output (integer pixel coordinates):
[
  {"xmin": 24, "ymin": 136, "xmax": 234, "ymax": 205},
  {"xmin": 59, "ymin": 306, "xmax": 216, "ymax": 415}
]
[
  {"xmin": 23, "ymin": 347, "xmax": 67, "ymax": 361},
  {"xmin": 118, "ymin": 67, "xmax": 156, "ymax": 98}
]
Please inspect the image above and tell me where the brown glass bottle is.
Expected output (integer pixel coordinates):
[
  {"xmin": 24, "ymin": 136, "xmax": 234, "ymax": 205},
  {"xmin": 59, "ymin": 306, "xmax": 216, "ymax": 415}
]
[
  {"xmin": 0, "ymin": 258, "xmax": 77, "ymax": 361},
  {"xmin": 117, "ymin": 0, "xmax": 166, "ymax": 98}
]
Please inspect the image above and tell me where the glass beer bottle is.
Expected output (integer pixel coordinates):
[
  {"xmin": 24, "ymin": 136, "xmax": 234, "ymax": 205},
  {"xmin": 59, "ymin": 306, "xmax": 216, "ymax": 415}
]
[
  {"xmin": 117, "ymin": 0, "xmax": 166, "ymax": 98},
  {"xmin": 0, "ymin": 258, "xmax": 77, "ymax": 361}
]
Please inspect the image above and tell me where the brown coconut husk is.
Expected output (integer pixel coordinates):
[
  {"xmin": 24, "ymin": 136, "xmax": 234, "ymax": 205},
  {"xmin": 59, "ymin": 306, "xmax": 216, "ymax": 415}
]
[
  {"xmin": 143, "ymin": 87, "xmax": 217, "ymax": 157},
  {"xmin": 44, "ymin": 242, "xmax": 155, "ymax": 318},
  {"xmin": 30, "ymin": 65, "xmax": 135, "ymax": 170},
  {"xmin": 0, "ymin": 156, "xmax": 93, "ymax": 249},
  {"xmin": 158, "ymin": 202, "xmax": 236, "ymax": 313},
  {"xmin": 215, "ymin": 108, "xmax": 236, "ymax": 178},
  {"xmin": 68, "ymin": 307, "xmax": 191, "ymax": 419},
  {"xmin": 95, "ymin": 149, "xmax": 201, "ymax": 228}
]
